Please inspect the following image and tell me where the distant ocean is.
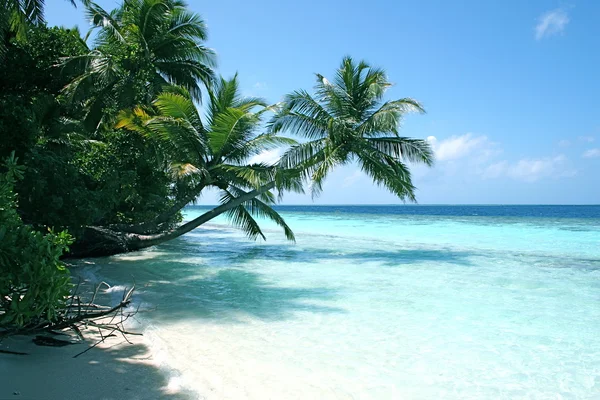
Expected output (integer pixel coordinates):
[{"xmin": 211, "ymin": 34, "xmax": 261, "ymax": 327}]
[{"xmin": 81, "ymin": 205, "xmax": 600, "ymax": 399}]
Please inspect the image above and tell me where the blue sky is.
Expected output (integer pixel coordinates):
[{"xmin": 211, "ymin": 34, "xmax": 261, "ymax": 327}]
[{"xmin": 46, "ymin": 1, "xmax": 600, "ymax": 204}]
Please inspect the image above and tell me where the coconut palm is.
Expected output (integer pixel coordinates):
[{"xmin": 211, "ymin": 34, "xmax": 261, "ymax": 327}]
[
  {"xmin": 2, "ymin": 0, "xmax": 78, "ymax": 33},
  {"xmin": 0, "ymin": 0, "xmax": 80, "ymax": 56},
  {"xmin": 101, "ymin": 75, "xmax": 300, "ymax": 251},
  {"xmin": 269, "ymin": 56, "xmax": 434, "ymax": 201},
  {"xmin": 63, "ymin": 0, "xmax": 216, "ymax": 131},
  {"xmin": 71, "ymin": 57, "xmax": 433, "ymax": 257}
]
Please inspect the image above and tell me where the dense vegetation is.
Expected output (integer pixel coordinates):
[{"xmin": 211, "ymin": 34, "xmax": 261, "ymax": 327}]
[
  {"xmin": 0, "ymin": 152, "xmax": 73, "ymax": 329},
  {"xmin": 0, "ymin": 0, "xmax": 433, "ymax": 331}
]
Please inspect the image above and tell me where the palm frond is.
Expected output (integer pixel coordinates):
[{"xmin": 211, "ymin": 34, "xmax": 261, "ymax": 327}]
[
  {"xmin": 208, "ymin": 107, "xmax": 249, "ymax": 158},
  {"xmin": 145, "ymin": 115, "xmax": 207, "ymax": 164},
  {"xmin": 273, "ymin": 168, "xmax": 305, "ymax": 196},
  {"xmin": 367, "ymin": 137, "xmax": 434, "ymax": 166},
  {"xmin": 64, "ymin": 0, "xmax": 216, "ymax": 123},
  {"xmin": 116, "ymin": 106, "xmax": 152, "ymax": 131},
  {"xmin": 219, "ymin": 163, "xmax": 276, "ymax": 189},
  {"xmin": 278, "ymin": 139, "xmax": 327, "ymax": 171},
  {"xmin": 308, "ymin": 143, "xmax": 347, "ymax": 198},
  {"xmin": 153, "ymin": 91, "xmax": 203, "ymax": 128},
  {"xmin": 137, "ymin": 0, "xmax": 169, "ymax": 45},
  {"xmin": 168, "ymin": 162, "xmax": 206, "ymax": 180},
  {"xmin": 357, "ymin": 66, "xmax": 389, "ymax": 102},
  {"xmin": 268, "ymin": 57, "xmax": 431, "ymax": 201},
  {"xmin": 117, "ymin": 100, "xmax": 207, "ymax": 166},
  {"xmin": 22, "ymin": 0, "xmax": 45, "ymax": 25},
  {"xmin": 358, "ymin": 98, "xmax": 425, "ymax": 139},
  {"xmin": 8, "ymin": 8, "xmax": 28, "ymax": 41},
  {"xmin": 247, "ymin": 198, "xmax": 295, "ymax": 242},
  {"xmin": 85, "ymin": 1, "xmax": 124, "ymax": 44},
  {"xmin": 155, "ymin": 58, "xmax": 215, "ymax": 101},
  {"xmin": 225, "ymin": 134, "xmax": 298, "ymax": 164},
  {"xmin": 268, "ymin": 90, "xmax": 332, "ymax": 139},
  {"xmin": 220, "ymin": 189, "xmax": 266, "ymax": 240},
  {"xmin": 314, "ymin": 72, "xmax": 350, "ymax": 119},
  {"xmin": 227, "ymin": 186, "xmax": 296, "ymax": 242},
  {"xmin": 357, "ymin": 146, "xmax": 417, "ymax": 202},
  {"xmin": 166, "ymin": 7, "xmax": 208, "ymax": 39}
]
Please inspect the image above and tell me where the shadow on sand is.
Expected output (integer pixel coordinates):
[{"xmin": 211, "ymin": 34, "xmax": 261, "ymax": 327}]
[
  {"xmin": 38, "ymin": 226, "xmax": 474, "ymax": 399},
  {"xmin": 0, "ymin": 335, "xmax": 195, "ymax": 399},
  {"xmin": 75, "ymin": 226, "xmax": 474, "ymax": 325}
]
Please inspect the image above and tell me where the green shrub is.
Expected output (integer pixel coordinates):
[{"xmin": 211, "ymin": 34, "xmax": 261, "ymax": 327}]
[{"xmin": 0, "ymin": 152, "xmax": 73, "ymax": 329}]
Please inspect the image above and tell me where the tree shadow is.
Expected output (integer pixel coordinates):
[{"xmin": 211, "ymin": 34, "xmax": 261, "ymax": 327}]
[
  {"xmin": 76, "ymin": 227, "xmax": 474, "ymax": 325},
  {"xmin": 53, "ymin": 226, "xmax": 476, "ymax": 398},
  {"xmin": 136, "ymin": 267, "xmax": 342, "ymax": 323},
  {"xmin": 0, "ymin": 336, "xmax": 195, "ymax": 400},
  {"xmin": 75, "ymin": 247, "xmax": 344, "ymax": 324},
  {"xmin": 160, "ymin": 227, "xmax": 475, "ymax": 268}
]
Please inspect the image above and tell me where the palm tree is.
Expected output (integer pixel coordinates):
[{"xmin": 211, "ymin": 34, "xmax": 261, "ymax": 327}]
[
  {"xmin": 70, "ymin": 75, "xmax": 299, "ymax": 256},
  {"xmin": 0, "ymin": 0, "xmax": 80, "ymax": 56},
  {"xmin": 269, "ymin": 56, "xmax": 434, "ymax": 201},
  {"xmin": 71, "ymin": 57, "xmax": 433, "ymax": 257},
  {"xmin": 63, "ymin": 0, "xmax": 216, "ymax": 131}
]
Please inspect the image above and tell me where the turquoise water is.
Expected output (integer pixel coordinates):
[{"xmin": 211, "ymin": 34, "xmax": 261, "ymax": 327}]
[{"xmin": 82, "ymin": 206, "xmax": 600, "ymax": 399}]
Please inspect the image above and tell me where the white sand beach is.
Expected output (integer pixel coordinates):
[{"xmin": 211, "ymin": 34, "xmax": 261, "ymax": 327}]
[{"xmin": 0, "ymin": 329, "xmax": 195, "ymax": 400}]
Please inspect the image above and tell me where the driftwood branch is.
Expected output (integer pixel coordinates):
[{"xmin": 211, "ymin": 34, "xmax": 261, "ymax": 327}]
[{"xmin": 0, "ymin": 281, "xmax": 140, "ymax": 355}]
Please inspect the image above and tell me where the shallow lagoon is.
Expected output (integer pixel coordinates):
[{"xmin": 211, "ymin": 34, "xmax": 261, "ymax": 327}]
[{"xmin": 83, "ymin": 205, "xmax": 600, "ymax": 399}]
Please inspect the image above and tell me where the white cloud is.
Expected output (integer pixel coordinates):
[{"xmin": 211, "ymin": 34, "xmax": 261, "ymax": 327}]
[
  {"xmin": 535, "ymin": 9, "xmax": 569, "ymax": 40},
  {"xmin": 582, "ymin": 148, "xmax": 600, "ymax": 159},
  {"xmin": 558, "ymin": 139, "xmax": 571, "ymax": 147},
  {"xmin": 578, "ymin": 136, "xmax": 595, "ymax": 143},
  {"xmin": 420, "ymin": 134, "xmax": 579, "ymax": 184},
  {"xmin": 343, "ymin": 170, "xmax": 363, "ymax": 187},
  {"xmin": 427, "ymin": 133, "xmax": 496, "ymax": 162},
  {"xmin": 253, "ymin": 82, "xmax": 268, "ymax": 90},
  {"xmin": 481, "ymin": 161, "xmax": 509, "ymax": 179},
  {"xmin": 482, "ymin": 155, "xmax": 574, "ymax": 182},
  {"xmin": 248, "ymin": 149, "xmax": 283, "ymax": 165}
]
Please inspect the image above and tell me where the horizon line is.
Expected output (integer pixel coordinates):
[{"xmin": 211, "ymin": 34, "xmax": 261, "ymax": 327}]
[{"xmin": 189, "ymin": 203, "xmax": 600, "ymax": 207}]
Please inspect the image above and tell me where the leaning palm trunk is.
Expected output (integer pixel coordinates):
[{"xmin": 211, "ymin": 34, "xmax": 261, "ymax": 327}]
[
  {"xmin": 128, "ymin": 182, "xmax": 276, "ymax": 248},
  {"xmin": 69, "ymin": 75, "xmax": 298, "ymax": 258},
  {"xmin": 69, "ymin": 182, "xmax": 275, "ymax": 258},
  {"xmin": 69, "ymin": 58, "xmax": 433, "ymax": 258},
  {"xmin": 109, "ymin": 182, "xmax": 207, "ymax": 234}
]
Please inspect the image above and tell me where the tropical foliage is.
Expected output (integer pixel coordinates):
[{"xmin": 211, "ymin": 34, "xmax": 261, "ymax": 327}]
[
  {"xmin": 0, "ymin": 0, "xmax": 79, "ymax": 57},
  {"xmin": 116, "ymin": 76, "xmax": 300, "ymax": 241},
  {"xmin": 63, "ymin": 0, "xmax": 216, "ymax": 131},
  {"xmin": 0, "ymin": 152, "xmax": 73, "ymax": 329},
  {"xmin": 0, "ymin": 0, "xmax": 434, "ymax": 328},
  {"xmin": 270, "ymin": 56, "xmax": 433, "ymax": 201}
]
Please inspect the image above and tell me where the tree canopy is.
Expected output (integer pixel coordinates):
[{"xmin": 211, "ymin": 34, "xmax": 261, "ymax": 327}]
[
  {"xmin": 0, "ymin": 0, "xmax": 434, "ymax": 330},
  {"xmin": 63, "ymin": 0, "xmax": 216, "ymax": 131},
  {"xmin": 270, "ymin": 56, "xmax": 434, "ymax": 201}
]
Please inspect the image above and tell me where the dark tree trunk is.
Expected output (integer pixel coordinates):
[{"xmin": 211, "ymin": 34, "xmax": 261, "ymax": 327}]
[
  {"xmin": 68, "ymin": 226, "xmax": 132, "ymax": 258},
  {"xmin": 109, "ymin": 183, "xmax": 206, "ymax": 234},
  {"xmin": 67, "ymin": 182, "xmax": 275, "ymax": 258}
]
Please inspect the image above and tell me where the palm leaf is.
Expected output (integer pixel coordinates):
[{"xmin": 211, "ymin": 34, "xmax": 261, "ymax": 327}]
[
  {"xmin": 269, "ymin": 90, "xmax": 334, "ymax": 139},
  {"xmin": 269, "ymin": 56, "xmax": 431, "ymax": 202},
  {"xmin": 226, "ymin": 186, "xmax": 296, "ymax": 242},
  {"xmin": 219, "ymin": 164, "xmax": 276, "ymax": 189},
  {"xmin": 358, "ymin": 98, "xmax": 425, "ymax": 136},
  {"xmin": 278, "ymin": 139, "xmax": 327, "ymax": 171},
  {"xmin": 225, "ymin": 134, "xmax": 298, "ymax": 163},
  {"xmin": 85, "ymin": 1, "xmax": 124, "ymax": 44},
  {"xmin": 220, "ymin": 189, "xmax": 266, "ymax": 240},
  {"xmin": 357, "ymin": 145, "xmax": 416, "ymax": 202},
  {"xmin": 366, "ymin": 137, "xmax": 434, "ymax": 166}
]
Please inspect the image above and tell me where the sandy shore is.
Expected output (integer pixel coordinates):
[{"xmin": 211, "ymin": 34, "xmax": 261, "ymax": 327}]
[{"xmin": 0, "ymin": 327, "xmax": 197, "ymax": 400}]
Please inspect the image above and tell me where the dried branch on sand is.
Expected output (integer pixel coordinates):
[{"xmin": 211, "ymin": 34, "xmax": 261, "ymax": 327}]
[{"xmin": 0, "ymin": 282, "xmax": 140, "ymax": 357}]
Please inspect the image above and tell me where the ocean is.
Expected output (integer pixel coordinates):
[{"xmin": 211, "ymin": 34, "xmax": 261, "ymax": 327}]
[{"xmin": 79, "ymin": 205, "xmax": 600, "ymax": 399}]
